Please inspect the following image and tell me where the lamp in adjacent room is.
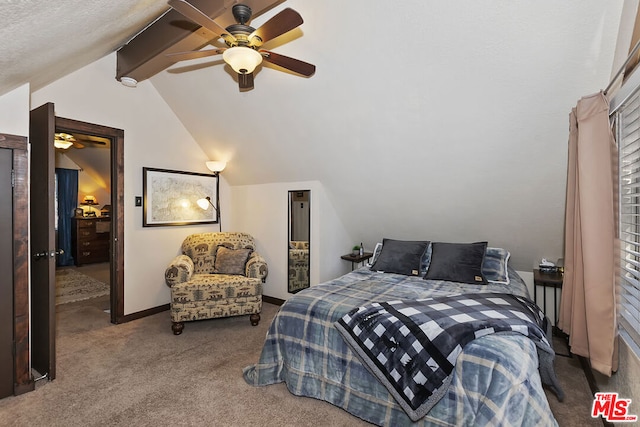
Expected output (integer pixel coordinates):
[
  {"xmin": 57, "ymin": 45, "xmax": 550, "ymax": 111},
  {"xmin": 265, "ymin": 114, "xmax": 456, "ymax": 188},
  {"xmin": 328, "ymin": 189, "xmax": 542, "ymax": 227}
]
[
  {"xmin": 80, "ymin": 195, "xmax": 99, "ymax": 217},
  {"xmin": 82, "ymin": 195, "xmax": 98, "ymax": 205}
]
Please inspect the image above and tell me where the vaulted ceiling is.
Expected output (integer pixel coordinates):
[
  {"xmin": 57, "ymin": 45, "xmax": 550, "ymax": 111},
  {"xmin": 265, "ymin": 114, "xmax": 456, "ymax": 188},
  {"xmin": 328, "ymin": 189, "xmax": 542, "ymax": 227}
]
[
  {"xmin": 0, "ymin": 0, "xmax": 285, "ymax": 96},
  {"xmin": 1, "ymin": 1, "xmax": 630, "ymax": 270},
  {"xmin": 0, "ymin": 1, "xmax": 170, "ymax": 96}
]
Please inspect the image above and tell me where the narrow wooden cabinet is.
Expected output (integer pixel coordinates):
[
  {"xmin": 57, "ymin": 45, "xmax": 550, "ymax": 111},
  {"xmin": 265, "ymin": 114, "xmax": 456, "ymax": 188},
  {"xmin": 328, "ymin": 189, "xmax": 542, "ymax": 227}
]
[
  {"xmin": 0, "ymin": 133, "xmax": 32, "ymax": 398},
  {"xmin": 71, "ymin": 217, "xmax": 110, "ymax": 266}
]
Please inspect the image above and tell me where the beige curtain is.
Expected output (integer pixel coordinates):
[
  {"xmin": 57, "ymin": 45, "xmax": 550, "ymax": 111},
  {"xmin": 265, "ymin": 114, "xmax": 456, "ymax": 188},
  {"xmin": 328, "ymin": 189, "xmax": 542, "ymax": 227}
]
[{"xmin": 558, "ymin": 91, "xmax": 618, "ymax": 376}]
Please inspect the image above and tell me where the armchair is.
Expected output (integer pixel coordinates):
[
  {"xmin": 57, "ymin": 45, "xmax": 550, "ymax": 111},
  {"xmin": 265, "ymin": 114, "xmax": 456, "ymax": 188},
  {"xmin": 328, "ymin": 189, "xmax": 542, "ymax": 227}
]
[{"xmin": 164, "ymin": 232, "xmax": 268, "ymax": 335}]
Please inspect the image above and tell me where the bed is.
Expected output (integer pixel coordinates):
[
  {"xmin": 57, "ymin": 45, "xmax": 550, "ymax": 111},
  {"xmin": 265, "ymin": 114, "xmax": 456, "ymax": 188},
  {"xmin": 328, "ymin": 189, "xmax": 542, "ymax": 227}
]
[{"xmin": 244, "ymin": 240, "xmax": 562, "ymax": 426}]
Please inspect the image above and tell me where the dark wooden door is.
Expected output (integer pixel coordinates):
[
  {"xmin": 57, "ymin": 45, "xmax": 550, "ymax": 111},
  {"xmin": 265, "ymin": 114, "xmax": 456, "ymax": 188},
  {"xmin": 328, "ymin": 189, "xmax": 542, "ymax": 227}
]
[
  {"xmin": 29, "ymin": 103, "xmax": 57, "ymax": 380},
  {"xmin": 0, "ymin": 148, "xmax": 13, "ymax": 398}
]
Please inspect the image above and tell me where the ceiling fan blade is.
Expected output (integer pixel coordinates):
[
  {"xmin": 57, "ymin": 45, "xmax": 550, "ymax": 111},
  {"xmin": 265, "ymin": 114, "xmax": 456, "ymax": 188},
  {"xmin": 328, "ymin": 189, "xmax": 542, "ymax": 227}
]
[
  {"xmin": 261, "ymin": 50, "xmax": 315, "ymax": 77},
  {"xmin": 168, "ymin": 0, "xmax": 235, "ymax": 42},
  {"xmin": 72, "ymin": 141, "xmax": 85, "ymax": 149},
  {"xmin": 167, "ymin": 49, "xmax": 225, "ymax": 62},
  {"xmin": 76, "ymin": 139, "xmax": 107, "ymax": 146},
  {"xmin": 238, "ymin": 72, "xmax": 255, "ymax": 90},
  {"xmin": 250, "ymin": 8, "xmax": 303, "ymax": 45}
]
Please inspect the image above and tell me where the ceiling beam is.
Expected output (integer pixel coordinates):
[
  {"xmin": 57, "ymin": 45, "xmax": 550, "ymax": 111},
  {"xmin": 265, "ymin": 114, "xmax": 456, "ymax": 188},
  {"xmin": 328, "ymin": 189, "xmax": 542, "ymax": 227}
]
[{"xmin": 116, "ymin": 0, "xmax": 283, "ymax": 84}]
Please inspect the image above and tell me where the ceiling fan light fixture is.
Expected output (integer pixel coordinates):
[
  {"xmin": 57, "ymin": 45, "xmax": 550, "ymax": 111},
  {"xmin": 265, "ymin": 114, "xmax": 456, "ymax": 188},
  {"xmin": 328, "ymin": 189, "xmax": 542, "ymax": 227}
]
[
  {"xmin": 54, "ymin": 139, "xmax": 73, "ymax": 149},
  {"xmin": 222, "ymin": 46, "xmax": 262, "ymax": 74},
  {"xmin": 54, "ymin": 132, "xmax": 75, "ymax": 149}
]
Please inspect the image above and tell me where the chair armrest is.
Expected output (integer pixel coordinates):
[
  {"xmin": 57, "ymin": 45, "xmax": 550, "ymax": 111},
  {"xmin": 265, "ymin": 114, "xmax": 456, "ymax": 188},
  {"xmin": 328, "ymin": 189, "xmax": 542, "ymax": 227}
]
[
  {"xmin": 246, "ymin": 252, "xmax": 268, "ymax": 283},
  {"xmin": 165, "ymin": 255, "xmax": 194, "ymax": 287}
]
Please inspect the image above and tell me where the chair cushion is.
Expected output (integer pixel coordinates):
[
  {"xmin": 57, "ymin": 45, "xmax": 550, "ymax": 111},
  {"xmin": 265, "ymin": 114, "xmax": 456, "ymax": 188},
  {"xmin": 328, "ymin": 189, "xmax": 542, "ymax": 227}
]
[
  {"xmin": 214, "ymin": 246, "xmax": 252, "ymax": 275},
  {"xmin": 171, "ymin": 274, "xmax": 262, "ymax": 301},
  {"xmin": 181, "ymin": 232, "xmax": 256, "ymax": 274}
]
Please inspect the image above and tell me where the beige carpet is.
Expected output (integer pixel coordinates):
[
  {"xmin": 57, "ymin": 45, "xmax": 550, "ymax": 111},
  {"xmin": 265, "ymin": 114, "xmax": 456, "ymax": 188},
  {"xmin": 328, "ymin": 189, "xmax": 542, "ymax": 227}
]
[
  {"xmin": 0, "ymin": 298, "xmax": 599, "ymax": 426},
  {"xmin": 55, "ymin": 268, "xmax": 109, "ymax": 305}
]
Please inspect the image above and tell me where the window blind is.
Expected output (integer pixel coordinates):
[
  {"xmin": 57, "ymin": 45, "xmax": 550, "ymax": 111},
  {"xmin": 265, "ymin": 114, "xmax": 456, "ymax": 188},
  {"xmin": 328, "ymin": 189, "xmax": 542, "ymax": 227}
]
[{"xmin": 617, "ymin": 85, "xmax": 640, "ymax": 351}]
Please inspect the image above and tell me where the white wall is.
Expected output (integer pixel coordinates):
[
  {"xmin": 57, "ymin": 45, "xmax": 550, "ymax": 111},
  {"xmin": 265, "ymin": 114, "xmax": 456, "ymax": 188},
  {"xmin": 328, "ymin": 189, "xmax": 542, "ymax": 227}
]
[
  {"xmin": 0, "ymin": 84, "xmax": 30, "ymax": 136},
  {"xmin": 229, "ymin": 180, "xmax": 351, "ymax": 301},
  {"xmin": 31, "ymin": 53, "xmax": 218, "ymax": 315},
  {"xmin": 150, "ymin": 0, "xmax": 625, "ymax": 274}
]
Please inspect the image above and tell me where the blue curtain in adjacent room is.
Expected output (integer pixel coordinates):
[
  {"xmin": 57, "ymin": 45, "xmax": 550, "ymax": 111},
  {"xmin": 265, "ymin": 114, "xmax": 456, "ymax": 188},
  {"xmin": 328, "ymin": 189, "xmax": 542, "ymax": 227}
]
[{"xmin": 56, "ymin": 168, "xmax": 78, "ymax": 267}]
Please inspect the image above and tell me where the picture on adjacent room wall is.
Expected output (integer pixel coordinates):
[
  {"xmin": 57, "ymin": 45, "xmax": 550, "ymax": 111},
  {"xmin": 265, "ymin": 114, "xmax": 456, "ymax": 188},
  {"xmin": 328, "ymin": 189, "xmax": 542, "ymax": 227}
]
[{"xmin": 143, "ymin": 167, "xmax": 219, "ymax": 227}]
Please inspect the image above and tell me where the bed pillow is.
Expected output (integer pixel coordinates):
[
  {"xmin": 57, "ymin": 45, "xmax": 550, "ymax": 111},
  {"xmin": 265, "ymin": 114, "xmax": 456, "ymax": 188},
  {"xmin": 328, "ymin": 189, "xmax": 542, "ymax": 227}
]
[
  {"xmin": 370, "ymin": 238, "xmax": 430, "ymax": 276},
  {"xmin": 424, "ymin": 241, "xmax": 488, "ymax": 284},
  {"xmin": 214, "ymin": 246, "xmax": 252, "ymax": 275},
  {"xmin": 420, "ymin": 243, "xmax": 433, "ymax": 274},
  {"xmin": 369, "ymin": 242, "xmax": 383, "ymax": 266},
  {"xmin": 483, "ymin": 247, "xmax": 511, "ymax": 284}
]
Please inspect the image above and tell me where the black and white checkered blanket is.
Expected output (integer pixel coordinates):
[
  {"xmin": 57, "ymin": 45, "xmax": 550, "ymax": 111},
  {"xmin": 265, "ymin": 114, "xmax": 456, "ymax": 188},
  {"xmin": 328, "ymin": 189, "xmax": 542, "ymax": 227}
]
[{"xmin": 335, "ymin": 292, "xmax": 564, "ymax": 421}]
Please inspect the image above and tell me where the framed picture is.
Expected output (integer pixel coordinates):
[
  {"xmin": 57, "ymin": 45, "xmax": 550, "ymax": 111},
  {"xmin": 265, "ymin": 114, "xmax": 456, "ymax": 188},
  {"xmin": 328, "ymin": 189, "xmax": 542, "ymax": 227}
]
[
  {"xmin": 143, "ymin": 167, "xmax": 219, "ymax": 227},
  {"xmin": 74, "ymin": 207, "xmax": 84, "ymax": 218}
]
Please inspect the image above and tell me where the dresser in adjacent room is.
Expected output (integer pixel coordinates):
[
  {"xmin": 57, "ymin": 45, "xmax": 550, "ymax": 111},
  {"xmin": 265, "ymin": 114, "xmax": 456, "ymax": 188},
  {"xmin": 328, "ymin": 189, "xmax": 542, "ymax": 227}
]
[{"xmin": 71, "ymin": 217, "xmax": 110, "ymax": 266}]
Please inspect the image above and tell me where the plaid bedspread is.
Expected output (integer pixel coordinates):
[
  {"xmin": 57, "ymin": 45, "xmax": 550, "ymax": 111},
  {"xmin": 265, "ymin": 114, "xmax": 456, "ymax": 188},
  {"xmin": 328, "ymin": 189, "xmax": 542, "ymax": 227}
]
[
  {"xmin": 335, "ymin": 293, "xmax": 564, "ymax": 421},
  {"xmin": 243, "ymin": 268, "xmax": 560, "ymax": 426}
]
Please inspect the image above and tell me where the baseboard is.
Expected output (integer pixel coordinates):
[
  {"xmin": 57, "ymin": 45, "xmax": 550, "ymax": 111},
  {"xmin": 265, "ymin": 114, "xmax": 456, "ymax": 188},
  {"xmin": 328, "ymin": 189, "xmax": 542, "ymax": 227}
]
[
  {"xmin": 263, "ymin": 295, "xmax": 285, "ymax": 306},
  {"xmin": 116, "ymin": 303, "xmax": 170, "ymax": 323}
]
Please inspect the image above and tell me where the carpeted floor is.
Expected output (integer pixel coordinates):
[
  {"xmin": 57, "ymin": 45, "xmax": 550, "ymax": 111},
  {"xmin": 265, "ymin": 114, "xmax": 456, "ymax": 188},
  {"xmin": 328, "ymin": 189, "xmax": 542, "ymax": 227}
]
[
  {"xmin": 0, "ymin": 297, "xmax": 600, "ymax": 426},
  {"xmin": 55, "ymin": 267, "xmax": 109, "ymax": 305}
]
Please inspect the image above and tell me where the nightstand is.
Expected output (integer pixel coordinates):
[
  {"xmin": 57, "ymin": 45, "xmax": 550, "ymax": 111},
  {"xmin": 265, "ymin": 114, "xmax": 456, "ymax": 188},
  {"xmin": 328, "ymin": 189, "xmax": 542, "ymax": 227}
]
[
  {"xmin": 533, "ymin": 269, "xmax": 563, "ymax": 327},
  {"xmin": 341, "ymin": 252, "xmax": 373, "ymax": 271}
]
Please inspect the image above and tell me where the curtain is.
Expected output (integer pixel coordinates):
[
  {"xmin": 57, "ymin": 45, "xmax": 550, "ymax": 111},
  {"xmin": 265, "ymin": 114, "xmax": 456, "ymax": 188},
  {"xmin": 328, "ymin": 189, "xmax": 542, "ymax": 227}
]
[
  {"xmin": 558, "ymin": 92, "xmax": 618, "ymax": 376},
  {"xmin": 55, "ymin": 168, "xmax": 78, "ymax": 267}
]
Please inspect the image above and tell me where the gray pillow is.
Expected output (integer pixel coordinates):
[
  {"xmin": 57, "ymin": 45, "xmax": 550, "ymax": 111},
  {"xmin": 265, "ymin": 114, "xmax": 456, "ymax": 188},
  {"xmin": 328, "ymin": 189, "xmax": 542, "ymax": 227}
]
[
  {"xmin": 483, "ymin": 247, "xmax": 510, "ymax": 284},
  {"xmin": 370, "ymin": 238, "xmax": 430, "ymax": 276},
  {"xmin": 214, "ymin": 246, "xmax": 252, "ymax": 275},
  {"xmin": 424, "ymin": 242, "xmax": 488, "ymax": 284}
]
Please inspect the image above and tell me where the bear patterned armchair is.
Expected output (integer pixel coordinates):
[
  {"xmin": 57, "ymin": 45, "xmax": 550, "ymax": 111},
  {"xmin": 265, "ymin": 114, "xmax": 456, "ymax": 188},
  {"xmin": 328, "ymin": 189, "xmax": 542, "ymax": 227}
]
[{"xmin": 164, "ymin": 232, "xmax": 268, "ymax": 335}]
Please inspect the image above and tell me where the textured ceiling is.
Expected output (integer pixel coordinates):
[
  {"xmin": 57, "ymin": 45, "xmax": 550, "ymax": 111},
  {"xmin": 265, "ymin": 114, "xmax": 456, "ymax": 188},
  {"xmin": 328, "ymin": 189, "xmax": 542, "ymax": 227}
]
[{"xmin": 0, "ymin": 0, "xmax": 170, "ymax": 96}]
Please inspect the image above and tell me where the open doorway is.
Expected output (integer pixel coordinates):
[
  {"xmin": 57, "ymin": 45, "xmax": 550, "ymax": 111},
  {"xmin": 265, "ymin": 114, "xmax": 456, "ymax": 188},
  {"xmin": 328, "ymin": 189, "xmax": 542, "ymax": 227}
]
[
  {"xmin": 54, "ymin": 130, "xmax": 111, "ymax": 313},
  {"xmin": 55, "ymin": 116, "xmax": 124, "ymax": 324},
  {"xmin": 29, "ymin": 104, "xmax": 124, "ymax": 384}
]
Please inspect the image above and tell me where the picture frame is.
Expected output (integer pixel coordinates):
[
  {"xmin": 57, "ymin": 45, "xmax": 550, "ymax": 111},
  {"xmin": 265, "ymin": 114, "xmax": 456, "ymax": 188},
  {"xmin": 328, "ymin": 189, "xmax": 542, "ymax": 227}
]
[
  {"xmin": 142, "ymin": 167, "xmax": 219, "ymax": 227},
  {"xmin": 74, "ymin": 207, "xmax": 84, "ymax": 218}
]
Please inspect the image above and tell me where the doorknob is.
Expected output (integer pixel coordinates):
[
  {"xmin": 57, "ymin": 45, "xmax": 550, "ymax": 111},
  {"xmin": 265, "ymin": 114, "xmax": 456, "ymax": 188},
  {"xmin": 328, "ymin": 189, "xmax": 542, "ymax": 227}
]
[{"xmin": 33, "ymin": 249, "xmax": 64, "ymax": 260}]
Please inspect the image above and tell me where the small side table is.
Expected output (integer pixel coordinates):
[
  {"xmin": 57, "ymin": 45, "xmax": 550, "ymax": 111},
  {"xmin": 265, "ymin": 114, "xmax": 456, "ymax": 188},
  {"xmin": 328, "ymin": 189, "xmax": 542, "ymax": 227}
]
[
  {"xmin": 341, "ymin": 252, "xmax": 373, "ymax": 271},
  {"xmin": 533, "ymin": 269, "xmax": 563, "ymax": 327}
]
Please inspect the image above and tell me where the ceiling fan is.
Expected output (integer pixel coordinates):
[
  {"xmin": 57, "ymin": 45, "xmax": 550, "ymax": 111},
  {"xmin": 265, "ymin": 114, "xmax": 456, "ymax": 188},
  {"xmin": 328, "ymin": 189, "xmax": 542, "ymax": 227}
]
[
  {"xmin": 54, "ymin": 132, "xmax": 108, "ymax": 150},
  {"xmin": 167, "ymin": 0, "xmax": 315, "ymax": 90}
]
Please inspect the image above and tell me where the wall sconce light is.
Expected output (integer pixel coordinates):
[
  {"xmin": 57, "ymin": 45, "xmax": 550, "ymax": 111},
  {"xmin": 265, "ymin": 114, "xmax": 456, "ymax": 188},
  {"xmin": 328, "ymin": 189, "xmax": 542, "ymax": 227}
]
[
  {"xmin": 206, "ymin": 161, "xmax": 226, "ymax": 173},
  {"xmin": 197, "ymin": 196, "xmax": 221, "ymax": 231}
]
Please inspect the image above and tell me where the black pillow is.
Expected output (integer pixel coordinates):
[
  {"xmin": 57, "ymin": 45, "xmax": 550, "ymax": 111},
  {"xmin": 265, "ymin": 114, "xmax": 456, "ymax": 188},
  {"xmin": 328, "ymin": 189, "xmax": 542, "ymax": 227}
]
[
  {"xmin": 370, "ymin": 238, "xmax": 430, "ymax": 276},
  {"xmin": 424, "ymin": 242, "xmax": 488, "ymax": 284}
]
